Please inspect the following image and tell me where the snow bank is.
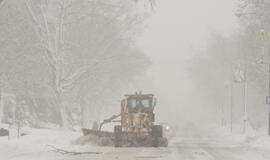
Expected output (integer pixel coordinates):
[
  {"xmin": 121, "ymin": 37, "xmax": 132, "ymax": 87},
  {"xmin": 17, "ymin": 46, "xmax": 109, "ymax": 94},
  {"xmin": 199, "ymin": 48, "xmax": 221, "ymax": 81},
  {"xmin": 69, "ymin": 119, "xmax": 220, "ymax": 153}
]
[{"xmin": 74, "ymin": 134, "xmax": 114, "ymax": 146}]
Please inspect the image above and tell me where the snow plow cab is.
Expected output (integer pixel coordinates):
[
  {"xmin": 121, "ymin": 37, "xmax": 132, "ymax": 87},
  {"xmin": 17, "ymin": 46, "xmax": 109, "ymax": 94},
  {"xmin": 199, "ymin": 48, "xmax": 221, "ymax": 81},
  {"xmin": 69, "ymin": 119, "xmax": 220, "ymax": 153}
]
[{"xmin": 82, "ymin": 91, "xmax": 168, "ymax": 147}]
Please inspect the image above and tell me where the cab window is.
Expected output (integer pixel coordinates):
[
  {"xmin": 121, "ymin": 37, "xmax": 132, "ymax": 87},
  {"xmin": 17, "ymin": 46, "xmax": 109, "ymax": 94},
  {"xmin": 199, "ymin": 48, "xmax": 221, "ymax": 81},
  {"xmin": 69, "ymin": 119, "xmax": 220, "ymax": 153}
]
[{"xmin": 127, "ymin": 98, "xmax": 152, "ymax": 112}]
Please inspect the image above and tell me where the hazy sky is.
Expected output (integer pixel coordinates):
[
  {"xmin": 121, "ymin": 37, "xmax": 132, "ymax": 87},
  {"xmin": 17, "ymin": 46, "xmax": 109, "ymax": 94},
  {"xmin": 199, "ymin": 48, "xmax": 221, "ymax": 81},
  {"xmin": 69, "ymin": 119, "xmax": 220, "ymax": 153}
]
[{"xmin": 138, "ymin": 0, "xmax": 238, "ymax": 123}]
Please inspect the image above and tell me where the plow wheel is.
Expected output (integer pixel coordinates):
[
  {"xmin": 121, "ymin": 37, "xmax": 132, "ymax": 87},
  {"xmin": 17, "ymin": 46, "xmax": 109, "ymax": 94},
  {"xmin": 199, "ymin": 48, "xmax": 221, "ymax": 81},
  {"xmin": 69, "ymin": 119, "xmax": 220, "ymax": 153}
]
[
  {"xmin": 114, "ymin": 125, "xmax": 122, "ymax": 147},
  {"xmin": 152, "ymin": 125, "xmax": 163, "ymax": 147}
]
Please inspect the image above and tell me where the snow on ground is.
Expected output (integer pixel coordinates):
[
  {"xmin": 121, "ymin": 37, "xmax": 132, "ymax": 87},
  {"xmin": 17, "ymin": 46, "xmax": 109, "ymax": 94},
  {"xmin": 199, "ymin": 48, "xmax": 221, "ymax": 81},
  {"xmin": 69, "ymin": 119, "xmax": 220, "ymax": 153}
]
[
  {"xmin": 0, "ymin": 125, "xmax": 171, "ymax": 160},
  {"xmin": 0, "ymin": 127, "xmax": 84, "ymax": 160},
  {"xmin": 1, "ymin": 123, "xmax": 270, "ymax": 160},
  {"xmin": 211, "ymin": 123, "xmax": 270, "ymax": 151},
  {"xmin": 168, "ymin": 123, "xmax": 270, "ymax": 160}
]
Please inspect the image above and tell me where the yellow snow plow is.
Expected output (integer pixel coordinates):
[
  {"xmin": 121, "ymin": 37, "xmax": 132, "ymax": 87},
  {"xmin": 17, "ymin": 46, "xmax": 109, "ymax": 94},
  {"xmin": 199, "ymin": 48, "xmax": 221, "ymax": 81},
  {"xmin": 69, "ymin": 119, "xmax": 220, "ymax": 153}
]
[{"xmin": 82, "ymin": 91, "xmax": 168, "ymax": 147}]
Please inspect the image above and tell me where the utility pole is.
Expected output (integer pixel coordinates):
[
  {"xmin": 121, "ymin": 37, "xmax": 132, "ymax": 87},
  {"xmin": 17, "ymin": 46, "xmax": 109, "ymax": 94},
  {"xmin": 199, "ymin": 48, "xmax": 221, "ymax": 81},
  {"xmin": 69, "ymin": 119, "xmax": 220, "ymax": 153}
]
[
  {"xmin": 257, "ymin": 29, "xmax": 270, "ymax": 136},
  {"xmin": 230, "ymin": 83, "xmax": 233, "ymax": 133},
  {"xmin": 0, "ymin": 78, "xmax": 3, "ymax": 123},
  {"xmin": 268, "ymin": 47, "xmax": 270, "ymax": 136},
  {"xmin": 243, "ymin": 78, "xmax": 247, "ymax": 133},
  {"xmin": 0, "ymin": 87, "xmax": 2, "ymax": 123},
  {"xmin": 243, "ymin": 47, "xmax": 248, "ymax": 134}
]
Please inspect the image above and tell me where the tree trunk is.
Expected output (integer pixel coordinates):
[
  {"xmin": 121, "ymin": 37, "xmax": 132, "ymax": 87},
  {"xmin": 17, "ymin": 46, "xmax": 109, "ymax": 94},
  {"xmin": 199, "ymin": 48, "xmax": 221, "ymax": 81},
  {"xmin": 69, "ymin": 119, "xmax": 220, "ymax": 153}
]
[
  {"xmin": 56, "ymin": 91, "xmax": 69, "ymax": 128},
  {"xmin": 59, "ymin": 102, "xmax": 69, "ymax": 128}
]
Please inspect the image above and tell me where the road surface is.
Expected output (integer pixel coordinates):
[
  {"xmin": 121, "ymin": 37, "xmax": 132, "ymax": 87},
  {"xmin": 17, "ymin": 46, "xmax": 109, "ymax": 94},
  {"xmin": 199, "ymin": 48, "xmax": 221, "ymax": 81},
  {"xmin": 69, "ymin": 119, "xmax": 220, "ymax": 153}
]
[
  {"xmin": 168, "ymin": 124, "xmax": 270, "ymax": 160},
  {"xmin": 1, "ymin": 124, "xmax": 270, "ymax": 160}
]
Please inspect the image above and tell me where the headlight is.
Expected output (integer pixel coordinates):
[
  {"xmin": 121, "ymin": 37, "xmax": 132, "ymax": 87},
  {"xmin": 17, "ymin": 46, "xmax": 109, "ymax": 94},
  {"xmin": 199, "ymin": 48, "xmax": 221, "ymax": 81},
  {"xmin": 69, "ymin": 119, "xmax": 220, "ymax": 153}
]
[{"xmin": 164, "ymin": 125, "xmax": 170, "ymax": 131}]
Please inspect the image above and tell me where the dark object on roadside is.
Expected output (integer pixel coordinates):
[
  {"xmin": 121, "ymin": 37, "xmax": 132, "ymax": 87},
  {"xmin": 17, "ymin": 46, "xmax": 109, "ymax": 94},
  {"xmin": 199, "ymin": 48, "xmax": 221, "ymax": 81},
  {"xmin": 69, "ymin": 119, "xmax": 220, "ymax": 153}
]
[
  {"xmin": 0, "ymin": 128, "xmax": 9, "ymax": 136},
  {"xmin": 20, "ymin": 133, "xmax": 28, "ymax": 136}
]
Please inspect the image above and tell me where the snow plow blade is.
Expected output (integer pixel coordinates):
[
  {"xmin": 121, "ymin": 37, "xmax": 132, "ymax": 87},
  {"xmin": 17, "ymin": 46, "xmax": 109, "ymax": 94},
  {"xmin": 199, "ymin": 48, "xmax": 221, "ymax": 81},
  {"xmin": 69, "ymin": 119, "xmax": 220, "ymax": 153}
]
[{"xmin": 81, "ymin": 128, "xmax": 113, "ymax": 138}]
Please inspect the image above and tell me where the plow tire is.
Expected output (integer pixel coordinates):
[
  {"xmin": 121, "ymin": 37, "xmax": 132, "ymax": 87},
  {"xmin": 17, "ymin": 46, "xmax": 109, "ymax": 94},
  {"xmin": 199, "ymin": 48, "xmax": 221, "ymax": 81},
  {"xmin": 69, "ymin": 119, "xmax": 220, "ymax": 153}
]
[
  {"xmin": 153, "ymin": 137, "xmax": 159, "ymax": 147},
  {"xmin": 158, "ymin": 137, "xmax": 168, "ymax": 147},
  {"xmin": 114, "ymin": 125, "xmax": 122, "ymax": 147},
  {"xmin": 152, "ymin": 125, "xmax": 164, "ymax": 147},
  {"xmin": 152, "ymin": 137, "xmax": 168, "ymax": 147}
]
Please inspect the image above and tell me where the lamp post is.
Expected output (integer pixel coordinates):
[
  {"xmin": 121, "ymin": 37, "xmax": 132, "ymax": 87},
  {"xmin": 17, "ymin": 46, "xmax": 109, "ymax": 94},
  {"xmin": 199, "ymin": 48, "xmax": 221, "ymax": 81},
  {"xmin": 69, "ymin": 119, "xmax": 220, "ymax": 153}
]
[{"xmin": 233, "ymin": 63, "xmax": 247, "ymax": 133}]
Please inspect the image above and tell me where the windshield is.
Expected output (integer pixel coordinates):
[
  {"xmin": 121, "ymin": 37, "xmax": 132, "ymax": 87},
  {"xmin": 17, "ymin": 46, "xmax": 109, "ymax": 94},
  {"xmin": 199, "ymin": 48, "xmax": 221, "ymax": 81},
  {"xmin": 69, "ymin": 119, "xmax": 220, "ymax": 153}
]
[{"xmin": 128, "ymin": 98, "xmax": 152, "ymax": 112}]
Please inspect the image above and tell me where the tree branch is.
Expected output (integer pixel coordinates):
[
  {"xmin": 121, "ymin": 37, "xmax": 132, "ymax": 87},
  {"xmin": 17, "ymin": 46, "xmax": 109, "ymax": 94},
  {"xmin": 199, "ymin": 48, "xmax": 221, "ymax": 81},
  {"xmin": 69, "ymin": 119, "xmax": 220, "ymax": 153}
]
[
  {"xmin": 47, "ymin": 145, "xmax": 102, "ymax": 155},
  {"xmin": 24, "ymin": 0, "xmax": 42, "ymax": 31}
]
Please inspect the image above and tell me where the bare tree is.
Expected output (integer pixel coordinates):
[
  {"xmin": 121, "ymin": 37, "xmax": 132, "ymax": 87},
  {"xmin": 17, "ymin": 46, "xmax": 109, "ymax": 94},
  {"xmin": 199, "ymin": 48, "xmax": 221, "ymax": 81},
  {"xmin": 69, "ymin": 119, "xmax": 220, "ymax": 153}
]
[{"xmin": 19, "ymin": 0, "xmax": 150, "ymax": 127}]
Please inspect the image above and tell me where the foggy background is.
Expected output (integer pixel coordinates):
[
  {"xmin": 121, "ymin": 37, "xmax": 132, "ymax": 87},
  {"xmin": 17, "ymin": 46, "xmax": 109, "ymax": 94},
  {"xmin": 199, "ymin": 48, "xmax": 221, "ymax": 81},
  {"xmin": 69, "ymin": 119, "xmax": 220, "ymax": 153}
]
[
  {"xmin": 139, "ymin": 0, "xmax": 238, "ymax": 124},
  {"xmin": 0, "ymin": 0, "xmax": 269, "ymax": 134},
  {"xmin": 3, "ymin": 1, "xmax": 270, "ymax": 160}
]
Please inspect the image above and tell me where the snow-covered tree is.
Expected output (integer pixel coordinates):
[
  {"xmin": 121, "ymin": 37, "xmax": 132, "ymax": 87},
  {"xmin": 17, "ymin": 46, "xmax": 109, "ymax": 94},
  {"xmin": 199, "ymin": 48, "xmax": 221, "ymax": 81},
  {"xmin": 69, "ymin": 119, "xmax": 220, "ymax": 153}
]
[{"xmin": 0, "ymin": 0, "xmax": 150, "ymax": 128}]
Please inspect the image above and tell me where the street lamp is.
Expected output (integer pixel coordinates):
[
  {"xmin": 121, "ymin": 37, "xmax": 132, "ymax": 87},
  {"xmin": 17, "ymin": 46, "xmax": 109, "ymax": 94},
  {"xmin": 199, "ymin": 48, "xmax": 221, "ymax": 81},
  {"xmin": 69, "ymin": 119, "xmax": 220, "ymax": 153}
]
[{"xmin": 233, "ymin": 63, "xmax": 247, "ymax": 133}]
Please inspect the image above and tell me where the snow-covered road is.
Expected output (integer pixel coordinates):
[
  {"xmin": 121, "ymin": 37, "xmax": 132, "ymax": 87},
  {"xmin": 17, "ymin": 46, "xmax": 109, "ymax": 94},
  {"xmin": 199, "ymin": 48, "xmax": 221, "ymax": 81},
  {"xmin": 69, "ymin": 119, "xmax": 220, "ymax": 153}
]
[
  {"xmin": 1, "ymin": 124, "xmax": 270, "ymax": 160},
  {"xmin": 168, "ymin": 124, "xmax": 270, "ymax": 160}
]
